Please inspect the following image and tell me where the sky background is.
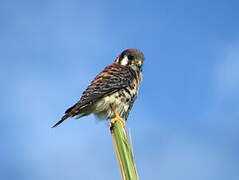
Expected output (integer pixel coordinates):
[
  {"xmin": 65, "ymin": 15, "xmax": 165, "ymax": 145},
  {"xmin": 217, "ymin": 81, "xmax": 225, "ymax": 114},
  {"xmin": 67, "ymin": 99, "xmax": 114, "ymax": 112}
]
[{"xmin": 1, "ymin": 0, "xmax": 239, "ymax": 179}]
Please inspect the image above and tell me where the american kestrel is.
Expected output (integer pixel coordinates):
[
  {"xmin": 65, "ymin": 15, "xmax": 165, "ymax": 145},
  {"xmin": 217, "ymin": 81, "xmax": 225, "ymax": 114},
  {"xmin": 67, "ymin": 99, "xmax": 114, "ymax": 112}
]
[{"xmin": 52, "ymin": 49, "xmax": 145, "ymax": 128}]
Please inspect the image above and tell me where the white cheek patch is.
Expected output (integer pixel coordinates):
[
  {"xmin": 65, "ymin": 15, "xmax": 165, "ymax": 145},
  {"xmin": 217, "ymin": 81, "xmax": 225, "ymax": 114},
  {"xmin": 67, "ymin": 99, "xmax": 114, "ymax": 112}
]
[{"xmin": 120, "ymin": 56, "xmax": 129, "ymax": 66}]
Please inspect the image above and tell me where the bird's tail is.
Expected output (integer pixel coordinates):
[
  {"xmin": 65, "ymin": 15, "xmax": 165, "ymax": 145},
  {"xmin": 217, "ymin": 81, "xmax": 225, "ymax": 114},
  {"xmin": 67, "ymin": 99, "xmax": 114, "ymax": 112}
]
[
  {"xmin": 52, "ymin": 103, "xmax": 88, "ymax": 128},
  {"xmin": 51, "ymin": 114, "xmax": 72, "ymax": 128}
]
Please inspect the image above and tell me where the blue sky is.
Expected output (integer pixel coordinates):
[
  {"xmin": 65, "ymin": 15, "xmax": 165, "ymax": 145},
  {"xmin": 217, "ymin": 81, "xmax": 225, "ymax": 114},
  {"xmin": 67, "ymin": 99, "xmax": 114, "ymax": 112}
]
[{"xmin": 1, "ymin": 0, "xmax": 239, "ymax": 179}]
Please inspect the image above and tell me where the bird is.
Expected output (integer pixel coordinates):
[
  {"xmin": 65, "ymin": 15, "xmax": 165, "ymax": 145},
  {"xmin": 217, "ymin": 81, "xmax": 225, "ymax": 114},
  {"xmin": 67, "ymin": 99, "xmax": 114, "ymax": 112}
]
[{"xmin": 52, "ymin": 49, "xmax": 145, "ymax": 128}]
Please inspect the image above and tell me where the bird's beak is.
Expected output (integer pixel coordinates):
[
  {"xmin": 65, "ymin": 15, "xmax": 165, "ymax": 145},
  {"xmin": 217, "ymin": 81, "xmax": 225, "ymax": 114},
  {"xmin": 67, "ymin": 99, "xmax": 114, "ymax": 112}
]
[{"xmin": 134, "ymin": 59, "xmax": 143, "ymax": 65}]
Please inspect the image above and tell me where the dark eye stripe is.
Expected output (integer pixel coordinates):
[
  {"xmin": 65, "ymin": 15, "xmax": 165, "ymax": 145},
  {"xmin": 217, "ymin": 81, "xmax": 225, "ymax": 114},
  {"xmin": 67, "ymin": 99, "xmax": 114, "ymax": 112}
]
[{"xmin": 128, "ymin": 55, "xmax": 134, "ymax": 60}]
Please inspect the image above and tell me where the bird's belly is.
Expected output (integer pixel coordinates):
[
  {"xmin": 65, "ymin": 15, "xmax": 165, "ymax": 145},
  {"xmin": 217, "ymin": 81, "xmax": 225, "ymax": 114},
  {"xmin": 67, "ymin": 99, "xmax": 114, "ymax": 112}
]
[{"xmin": 93, "ymin": 88, "xmax": 137, "ymax": 120}]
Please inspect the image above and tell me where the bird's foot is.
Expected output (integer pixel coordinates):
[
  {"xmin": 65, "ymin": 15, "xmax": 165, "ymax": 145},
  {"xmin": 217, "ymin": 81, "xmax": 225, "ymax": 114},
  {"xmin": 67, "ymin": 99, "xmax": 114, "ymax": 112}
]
[
  {"xmin": 110, "ymin": 104, "xmax": 126, "ymax": 128},
  {"xmin": 111, "ymin": 116, "xmax": 126, "ymax": 128}
]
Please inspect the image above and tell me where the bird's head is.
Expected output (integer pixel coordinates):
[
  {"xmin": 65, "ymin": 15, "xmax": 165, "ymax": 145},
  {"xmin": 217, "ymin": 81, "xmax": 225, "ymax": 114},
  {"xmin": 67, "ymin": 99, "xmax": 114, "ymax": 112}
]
[{"xmin": 115, "ymin": 49, "xmax": 145, "ymax": 72}]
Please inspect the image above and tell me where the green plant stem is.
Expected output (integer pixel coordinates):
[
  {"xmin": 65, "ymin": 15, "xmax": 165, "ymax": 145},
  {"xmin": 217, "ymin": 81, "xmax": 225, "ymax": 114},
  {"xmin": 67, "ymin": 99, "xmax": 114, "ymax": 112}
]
[{"xmin": 110, "ymin": 121, "xmax": 139, "ymax": 180}]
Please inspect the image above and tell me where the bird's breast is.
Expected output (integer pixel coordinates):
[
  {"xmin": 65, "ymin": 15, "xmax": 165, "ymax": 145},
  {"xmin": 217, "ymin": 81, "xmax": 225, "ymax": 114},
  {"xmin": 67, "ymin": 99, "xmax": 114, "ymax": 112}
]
[{"xmin": 93, "ymin": 72, "xmax": 142, "ymax": 120}]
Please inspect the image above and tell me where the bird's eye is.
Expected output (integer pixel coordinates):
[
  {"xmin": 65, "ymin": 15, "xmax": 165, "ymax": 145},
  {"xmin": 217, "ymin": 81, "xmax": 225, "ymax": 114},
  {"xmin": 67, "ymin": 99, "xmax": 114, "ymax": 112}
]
[{"xmin": 128, "ymin": 55, "xmax": 134, "ymax": 60}]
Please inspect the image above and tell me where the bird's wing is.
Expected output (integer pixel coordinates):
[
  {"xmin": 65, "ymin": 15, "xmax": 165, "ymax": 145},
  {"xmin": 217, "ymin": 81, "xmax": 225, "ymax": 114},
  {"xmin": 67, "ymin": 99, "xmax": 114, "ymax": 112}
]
[{"xmin": 52, "ymin": 63, "xmax": 136, "ymax": 128}]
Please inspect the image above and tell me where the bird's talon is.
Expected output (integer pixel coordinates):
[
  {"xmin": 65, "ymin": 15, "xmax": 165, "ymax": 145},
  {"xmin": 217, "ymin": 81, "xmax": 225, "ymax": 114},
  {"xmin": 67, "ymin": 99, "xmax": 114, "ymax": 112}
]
[
  {"xmin": 110, "ymin": 116, "xmax": 126, "ymax": 128},
  {"xmin": 110, "ymin": 104, "xmax": 126, "ymax": 128}
]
